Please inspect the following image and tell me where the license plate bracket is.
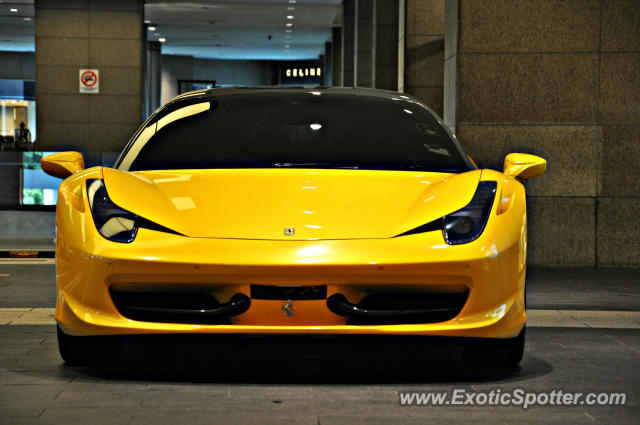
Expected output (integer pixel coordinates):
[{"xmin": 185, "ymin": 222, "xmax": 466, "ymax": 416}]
[{"xmin": 250, "ymin": 284, "xmax": 327, "ymax": 300}]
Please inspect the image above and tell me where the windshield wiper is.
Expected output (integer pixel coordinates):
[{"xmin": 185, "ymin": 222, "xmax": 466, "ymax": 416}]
[
  {"xmin": 274, "ymin": 162, "xmax": 360, "ymax": 169},
  {"xmin": 395, "ymin": 164, "xmax": 459, "ymax": 172}
]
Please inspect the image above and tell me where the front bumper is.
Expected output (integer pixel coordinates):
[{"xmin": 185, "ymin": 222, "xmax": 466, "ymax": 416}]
[{"xmin": 55, "ymin": 223, "xmax": 527, "ymax": 339}]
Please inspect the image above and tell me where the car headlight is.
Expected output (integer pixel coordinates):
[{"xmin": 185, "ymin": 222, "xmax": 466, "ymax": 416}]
[
  {"xmin": 86, "ymin": 179, "xmax": 138, "ymax": 243},
  {"xmin": 443, "ymin": 181, "xmax": 497, "ymax": 245}
]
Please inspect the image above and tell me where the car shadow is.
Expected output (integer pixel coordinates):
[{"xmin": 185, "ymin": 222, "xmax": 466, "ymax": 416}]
[{"xmin": 69, "ymin": 334, "xmax": 554, "ymax": 385}]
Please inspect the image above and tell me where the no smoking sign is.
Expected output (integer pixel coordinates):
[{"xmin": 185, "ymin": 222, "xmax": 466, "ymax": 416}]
[{"xmin": 79, "ymin": 69, "xmax": 99, "ymax": 93}]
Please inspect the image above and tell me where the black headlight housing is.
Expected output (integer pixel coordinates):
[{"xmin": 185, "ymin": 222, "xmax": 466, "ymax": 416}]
[
  {"xmin": 86, "ymin": 179, "xmax": 183, "ymax": 243},
  {"xmin": 86, "ymin": 179, "xmax": 138, "ymax": 243},
  {"xmin": 443, "ymin": 181, "xmax": 497, "ymax": 245}
]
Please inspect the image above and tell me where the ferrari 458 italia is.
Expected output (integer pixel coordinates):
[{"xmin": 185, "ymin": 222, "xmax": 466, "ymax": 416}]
[{"xmin": 43, "ymin": 87, "xmax": 546, "ymax": 366}]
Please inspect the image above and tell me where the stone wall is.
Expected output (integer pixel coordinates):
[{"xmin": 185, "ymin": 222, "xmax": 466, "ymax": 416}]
[
  {"xmin": 34, "ymin": 0, "xmax": 144, "ymax": 153},
  {"xmin": 456, "ymin": 0, "xmax": 640, "ymax": 267}
]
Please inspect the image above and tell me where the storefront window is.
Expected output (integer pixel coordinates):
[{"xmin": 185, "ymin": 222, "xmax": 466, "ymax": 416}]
[
  {"xmin": 0, "ymin": 80, "xmax": 36, "ymax": 151},
  {"xmin": 22, "ymin": 152, "xmax": 61, "ymax": 206}
]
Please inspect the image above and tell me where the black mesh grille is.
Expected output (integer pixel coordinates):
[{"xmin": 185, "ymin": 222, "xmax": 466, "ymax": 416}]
[
  {"xmin": 344, "ymin": 291, "xmax": 468, "ymax": 325},
  {"xmin": 110, "ymin": 289, "xmax": 231, "ymax": 325}
]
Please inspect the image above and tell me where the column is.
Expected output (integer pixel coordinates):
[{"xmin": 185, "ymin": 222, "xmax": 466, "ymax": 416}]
[
  {"xmin": 342, "ymin": 0, "xmax": 357, "ymax": 86},
  {"xmin": 442, "ymin": 0, "xmax": 457, "ymax": 132},
  {"xmin": 35, "ymin": 0, "xmax": 144, "ymax": 152},
  {"xmin": 375, "ymin": 0, "xmax": 399, "ymax": 91},
  {"xmin": 145, "ymin": 41, "xmax": 162, "ymax": 118},
  {"xmin": 404, "ymin": 0, "xmax": 445, "ymax": 116},
  {"xmin": 323, "ymin": 41, "xmax": 333, "ymax": 86},
  {"xmin": 356, "ymin": 0, "xmax": 376, "ymax": 87},
  {"xmin": 332, "ymin": 27, "xmax": 343, "ymax": 87},
  {"xmin": 398, "ymin": 0, "xmax": 406, "ymax": 92}
]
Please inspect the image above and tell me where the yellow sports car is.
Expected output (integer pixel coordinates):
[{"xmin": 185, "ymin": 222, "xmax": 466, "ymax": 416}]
[{"xmin": 43, "ymin": 87, "xmax": 546, "ymax": 367}]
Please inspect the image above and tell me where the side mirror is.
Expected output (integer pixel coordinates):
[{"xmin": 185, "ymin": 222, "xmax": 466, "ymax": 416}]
[
  {"xmin": 41, "ymin": 151, "xmax": 85, "ymax": 179},
  {"xmin": 503, "ymin": 153, "xmax": 547, "ymax": 181}
]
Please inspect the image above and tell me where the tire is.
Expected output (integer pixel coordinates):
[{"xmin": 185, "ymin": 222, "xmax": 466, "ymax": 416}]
[
  {"xmin": 500, "ymin": 326, "xmax": 526, "ymax": 367},
  {"xmin": 57, "ymin": 325, "xmax": 86, "ymax": 366},
  {"xmin": 463, "ymin": 326, "xmax": 526, "ymax": 368}
]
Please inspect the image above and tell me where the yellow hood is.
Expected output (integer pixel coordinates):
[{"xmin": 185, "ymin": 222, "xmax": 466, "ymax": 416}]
[{"xmin": 102, "ymin": 168, "xmax": 481, "ymax": 240}]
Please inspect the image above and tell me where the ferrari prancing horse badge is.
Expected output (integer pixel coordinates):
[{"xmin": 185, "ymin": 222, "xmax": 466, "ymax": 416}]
[{"xmin": 281, "ymin": 299, "xmax": 295, "ymax": 318}]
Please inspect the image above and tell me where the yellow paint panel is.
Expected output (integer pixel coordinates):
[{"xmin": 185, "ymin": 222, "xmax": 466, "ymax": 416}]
[{"xmin": 102, "ymin": 168, "xmax": 481, "ymax": 240}]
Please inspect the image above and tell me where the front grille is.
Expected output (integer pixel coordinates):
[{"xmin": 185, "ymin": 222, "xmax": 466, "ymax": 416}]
[{"xmin": 250, "ymin": 284, "xmax": 327, "ymax": 300}]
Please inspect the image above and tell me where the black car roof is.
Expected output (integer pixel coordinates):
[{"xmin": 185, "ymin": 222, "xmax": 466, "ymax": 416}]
[
  {"xmin": 151, "ymin": 86, "xmax": 436, "ymax": 133},
  {"xmin": 168, "ymin": 85, "xmax": 423, "ymax": 104}
]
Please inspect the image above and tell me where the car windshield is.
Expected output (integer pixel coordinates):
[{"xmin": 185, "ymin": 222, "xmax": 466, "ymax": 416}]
[{"xmin": 121, "ymin": 91, "xmax": 472, "ymax": 173}]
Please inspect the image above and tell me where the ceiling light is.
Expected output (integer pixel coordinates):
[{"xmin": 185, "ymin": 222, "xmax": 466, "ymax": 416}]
[
  {"xmin": 158, "ymin": 37, "xmax": 166, "ymax": 43},
  {"xmin": 285, "ymin": 29, "xmax": 293, "ymax": 33},
  {"xmin": 285, "ymin": 44, "xmax": 290, "ymax": 48},
  {"xmin": 286, "ymin": 23, "xmax": 293, "ymax": 27},
  {"xmin": 310, "ymin": 123, "xmax": 322, "ymax": 131},
  {"xmin": 287, "ymin": 7, "xmax": 295, "ymax": 11},
  {"xmin": 403, "ymin": 109, "xmax": 413, "ymax": 114},
  {"xmin": 287, "ymin": 15, "xmax": 294, "ymax": 19},
  {"xmin": 10, "ymin": 8, "xmax": 18, "ymax": 12},
  {"xmin": 22, "ymin": 17, "xmax": 31, "ymax": 21},
  {"xmin": 148, "ymin": 26, "xmax": 156, "ymax": 31},
  {"xmin": 144, "ymin": 20, "xmax": 151, "ymax": 24},
  {"xmin": 289, "ymin": 0, "xmax": 296, "ymax": 3}
]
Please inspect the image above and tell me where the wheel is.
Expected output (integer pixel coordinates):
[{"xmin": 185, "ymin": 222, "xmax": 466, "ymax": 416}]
[
  {"xmin": 463, "ymin": 326, "xmax": 526, "ymax": 368},
  {"xmin": 57, "ymin": 325, "xmax": 86, "ymax": 366}
]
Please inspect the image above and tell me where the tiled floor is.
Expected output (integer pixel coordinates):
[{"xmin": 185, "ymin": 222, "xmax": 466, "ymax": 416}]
[
  {"xmin": 0, "ymin": 264, "xmax": 639, "ymax": 424},
  {"xmin": 0, "ymin": 238, "xmax": 54, "ymax": 252}
]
